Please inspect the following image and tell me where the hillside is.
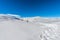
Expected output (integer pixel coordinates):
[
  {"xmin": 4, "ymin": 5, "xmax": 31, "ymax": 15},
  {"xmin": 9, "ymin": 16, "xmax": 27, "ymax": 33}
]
[{"xmin": 0, "ymin": 14, "xmax": 60, "ymax": 40}]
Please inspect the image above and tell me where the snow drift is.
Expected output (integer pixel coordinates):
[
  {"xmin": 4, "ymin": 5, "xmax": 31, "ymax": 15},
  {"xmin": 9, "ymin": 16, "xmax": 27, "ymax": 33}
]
[{"xmin": 0, "ymin": 14, "xmax": 60, "ymax": 40}]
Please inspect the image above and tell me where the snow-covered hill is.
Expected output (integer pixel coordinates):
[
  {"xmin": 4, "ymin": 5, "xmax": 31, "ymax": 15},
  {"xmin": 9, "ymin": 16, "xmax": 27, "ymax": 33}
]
[{"xmin": 0, "ymin": 14, "xmax": 60, "ymax": 40}]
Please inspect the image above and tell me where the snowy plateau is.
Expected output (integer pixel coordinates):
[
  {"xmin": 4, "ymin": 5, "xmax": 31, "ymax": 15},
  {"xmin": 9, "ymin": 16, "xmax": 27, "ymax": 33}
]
[{"xmin": 0, "ymin": 14, "xmax": 60, "ymax": 40}]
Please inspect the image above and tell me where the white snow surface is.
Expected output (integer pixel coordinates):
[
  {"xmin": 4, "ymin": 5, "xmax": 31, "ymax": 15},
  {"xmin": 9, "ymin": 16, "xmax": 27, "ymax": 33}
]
[{"xmin": 0, "ymin": 14, "xmax": 60, "ymax": 40}]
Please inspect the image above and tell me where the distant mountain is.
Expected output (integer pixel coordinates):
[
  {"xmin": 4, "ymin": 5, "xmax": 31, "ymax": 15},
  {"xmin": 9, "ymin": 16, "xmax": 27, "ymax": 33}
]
[{"xmin": 0, "ymin": 14, "xmax": 60, "ymax": 23}]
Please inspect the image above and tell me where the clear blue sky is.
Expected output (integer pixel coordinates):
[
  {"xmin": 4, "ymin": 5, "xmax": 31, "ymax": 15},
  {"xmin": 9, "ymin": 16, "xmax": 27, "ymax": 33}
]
[{"xmin": 0, "ymin": 0, "xmax": 60, "ymax": 17}]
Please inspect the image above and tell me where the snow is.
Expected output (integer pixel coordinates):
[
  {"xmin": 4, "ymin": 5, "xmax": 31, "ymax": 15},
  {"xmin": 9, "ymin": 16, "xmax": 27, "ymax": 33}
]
[{"xmin": 0, "ymin": 14, "xmax": 60, "ymax": 40}]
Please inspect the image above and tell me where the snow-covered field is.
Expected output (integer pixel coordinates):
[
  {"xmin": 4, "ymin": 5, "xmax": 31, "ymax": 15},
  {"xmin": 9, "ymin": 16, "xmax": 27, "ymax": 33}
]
[{"xmin": 0, "ymin": 14, "xmax": 60, "ymax": 40}]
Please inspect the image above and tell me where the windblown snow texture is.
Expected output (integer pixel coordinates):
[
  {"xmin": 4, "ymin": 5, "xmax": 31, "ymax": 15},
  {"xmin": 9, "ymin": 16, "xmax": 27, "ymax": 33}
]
[{"xmin": 0, "ymin": 14, "xmax": 60, "ymax": 40}]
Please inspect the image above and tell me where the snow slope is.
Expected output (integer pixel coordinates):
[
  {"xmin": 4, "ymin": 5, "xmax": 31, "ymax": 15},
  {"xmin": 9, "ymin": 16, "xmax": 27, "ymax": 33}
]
[{"xmin": 0, "ymin": 14, "xmax": 60, "ymax": 40}]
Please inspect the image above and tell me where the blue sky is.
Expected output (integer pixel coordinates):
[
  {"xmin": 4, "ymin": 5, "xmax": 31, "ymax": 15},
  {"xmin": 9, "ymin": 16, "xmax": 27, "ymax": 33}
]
[{"xmin": 0, "ymin": 0, "xmax": 60, "ymax": 17}]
